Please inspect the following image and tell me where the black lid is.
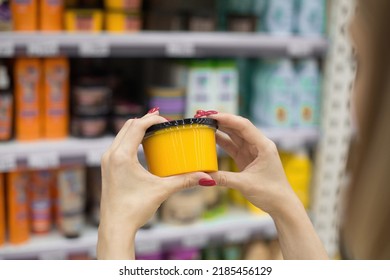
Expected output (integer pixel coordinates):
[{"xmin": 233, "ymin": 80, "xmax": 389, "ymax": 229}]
[{"xmin": 145, "ymin": 118, "xmax": 218, "ymax": 136}]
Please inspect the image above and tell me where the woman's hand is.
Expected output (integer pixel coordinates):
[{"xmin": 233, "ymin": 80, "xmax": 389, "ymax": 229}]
[
  {"xmin": 207, "ymin": 112, "xmax": 328, "ymax": 259},
  {"xmin": 207, "ymin": 113, "xmax": 296, "ymax": 216},
  {"xmin": 97, "ymin": 110, "xmax": 215, "ymax": 260}
]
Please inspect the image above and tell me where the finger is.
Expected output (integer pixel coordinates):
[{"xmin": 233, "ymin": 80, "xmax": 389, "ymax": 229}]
[
  {"xmin": 217, "ymin": 126, "xmax": 244, "ymax": 147},
  {"xmin": 208, "ymin": 170, "xmax": 246, "ymax": 192},
  {"xmin": 110, "ymin": 110, "xmax": 160, "ymax": 151},
  {"xmin": 109, "ymin": 118, "xmax": 135, "ymax": 151},
  {"xmin": 208, "ymin": 113, "xmax": 268, "ymax": 146},
  {"xmin": 161, "ymin": 172, "xmax": 214, "ymax": 195},
  {"xmin": 119, "ymin": 114, "xmax": 168, "ymax": 154},
  {"xmin": 215, "ymin": 131, "xmax": 239, "ymax": 158}
]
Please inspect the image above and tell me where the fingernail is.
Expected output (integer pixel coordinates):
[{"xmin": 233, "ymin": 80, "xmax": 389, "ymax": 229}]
[
  {"xmin": 148, "ymin": 107, "xmax": 160, "ymax": 114},
  {"xmin": 196, "ymin": 110, "xmax": 205, "ymax": 114},
  {"xmin": 205, "ymin": 110, "xmax": 218, "ymax": 115},
  {"xmin": 199, "ymin": 178, "xmax": 217, "ymax": 187},
  {"xmin": 194, "ymin": 114, "xmax": 202, "ymax": 118}
]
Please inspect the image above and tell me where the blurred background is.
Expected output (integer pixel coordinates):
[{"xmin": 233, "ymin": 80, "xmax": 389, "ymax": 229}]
[{"xmin": 0, "ymin": 0, "xmax": 356, "ymax": 260}]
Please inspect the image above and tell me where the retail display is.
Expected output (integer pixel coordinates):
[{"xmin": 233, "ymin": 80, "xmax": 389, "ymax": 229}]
[
  {"xmin": 0, "ymin": 0, "xmax": 330, "ymax": 261},
  {"xmin": 142, "ymin": 118, "xmax": 218, "ymax": 177}
]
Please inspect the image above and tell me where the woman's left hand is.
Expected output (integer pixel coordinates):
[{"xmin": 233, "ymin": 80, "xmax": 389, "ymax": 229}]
[{"xmin": 97, "ymin": 110, "xmax": 215, "ymax": 259}]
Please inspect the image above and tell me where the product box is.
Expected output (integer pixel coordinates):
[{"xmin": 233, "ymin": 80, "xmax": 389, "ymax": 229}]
[
  {"xmin": 15, "ymin": 58, "xmax": 43, "ymax": 141},
  {"xmin": 43, "ymin": 57, "xmax": 69, "ymax": 139}
]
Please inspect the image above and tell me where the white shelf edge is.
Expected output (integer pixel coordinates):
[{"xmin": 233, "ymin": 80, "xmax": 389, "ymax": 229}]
[
  {"xmin": 0, "ymin": 32, "xmax": 328, "ymax": 58},
  {"xmin": 0, "ymin": 210, "xmax": 275, "ymax": 259}
]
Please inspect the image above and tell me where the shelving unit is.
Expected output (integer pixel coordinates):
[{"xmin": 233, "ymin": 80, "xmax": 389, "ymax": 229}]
[
  {"xmin": 0, "ymin": 32, "xmax": 328, "ymax": 58},
  {"xmin": 0, "ymin": 127, "xmax": 320, "ymax": 171},
  {"xmin": 0, "ymin": 210, "xmax": 276, "ymax": 260}
]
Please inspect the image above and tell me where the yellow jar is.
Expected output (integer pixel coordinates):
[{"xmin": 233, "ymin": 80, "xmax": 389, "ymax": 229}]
[{"xmin": 142, "ymin": 118, "xmax": 218, "ymax": 177}]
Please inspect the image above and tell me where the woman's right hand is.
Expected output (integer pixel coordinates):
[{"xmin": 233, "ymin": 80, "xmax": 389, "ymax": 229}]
[{"xmin": 207, "ymin": 113, "xmax": 300, "ymax": 216}]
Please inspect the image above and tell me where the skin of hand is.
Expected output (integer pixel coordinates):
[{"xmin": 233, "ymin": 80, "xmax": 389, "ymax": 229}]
[
  {"xmin": 96, "ymin": 111, "xmax": 215, "ymax": 260},
  {"xmin": 207, "ymin": 113, "xmax": 329, "ymax": 260}
]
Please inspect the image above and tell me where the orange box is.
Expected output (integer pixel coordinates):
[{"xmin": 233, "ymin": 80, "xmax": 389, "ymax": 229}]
[
  {"xmin": 0, "ymin": 173, "xmax": 5, "ymax": 246},
  {"xmin": 6, "ymin": 171, "xmax": 30, "ymax": 245},
  {"xmin": 11, "ymin": 0, "xmax": 38, "ymax": 31},
  {"xmin": 39, "ymin": 0, "xmax": 64, "ymax": 31},
  {"xmin": 43, "ymin": 58, "xmax": 69, "ymax": 139},
  {"xmin": 15, "ymin": 58, "xmax": 43, "ymax": 141}
]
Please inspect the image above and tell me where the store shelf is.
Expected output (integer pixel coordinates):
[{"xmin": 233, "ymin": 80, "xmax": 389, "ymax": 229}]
[
  {"xmin": 0, "ymin": 127, "xmax": 320, "ymax": 171},
  {"xmin": 0, "ymin": 32, "xmax": 328, "ymax": 58},
  {"xmin": 0, "ymin": 210, "xmax": 276, "ymax": 259}
]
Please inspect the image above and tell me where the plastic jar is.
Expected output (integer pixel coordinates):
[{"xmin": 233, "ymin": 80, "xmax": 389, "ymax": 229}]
[{"xmin": 142, "ymin": 118, "xmax": 218, "ymax": 177}]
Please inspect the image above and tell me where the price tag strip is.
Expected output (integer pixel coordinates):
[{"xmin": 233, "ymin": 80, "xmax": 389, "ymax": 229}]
[
  {"xmin": 0, "ymin": 41, "xmax": 15, "ymax": 57},
  {"xmin": 0, "ymin": 154, "xmax": 17, "ymax": 171},
  {"xmin": 166, "ymin": 42, "xmax": 196, "ymax": 57},
  {"xmin": 79, "ymin": 42, "xmax": 110, "ymax": 57},
  {"xmin": 27, "ymin": 41, "xmax": 60, "ymax": 57},
  {"xmin": 27, "ymin": 152, "xmax": 60, "ymax": 169}
]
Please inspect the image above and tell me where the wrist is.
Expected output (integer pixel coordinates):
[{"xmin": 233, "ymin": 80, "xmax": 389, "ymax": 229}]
[{"xmin": 97, "ymin": 219, "xmax": 137, "ymax": 260}]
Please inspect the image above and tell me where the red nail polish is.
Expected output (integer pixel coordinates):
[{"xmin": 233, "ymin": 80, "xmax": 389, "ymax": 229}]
[
  {"xmin": 205, "ymin": 110, "xmax": 218, "ymax": 115},
  {"xmin": 196, "ymin": 110, "xmax": 205, "ymax": 114},
  {"xmin": 148, "ymin": 107, "xmax": 160, "ymax": 114},
  {"xmin": 199, "ymin": 178, "xmax": 216, "ymax": 187}
]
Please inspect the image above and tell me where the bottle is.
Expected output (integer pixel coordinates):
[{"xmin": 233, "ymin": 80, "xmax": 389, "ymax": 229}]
[
  {"xmin": 262, "ymin": 0, "xmax": 294, "ymax": 35},
  {"xmin": 57, "ymin": 165, "xmax": 86, "ymax": 238},
  {"xmin": 185, "ymin": 60, "xmax": 216, "ymax": 118},
  {"xmin": 42, "ymin": 57, "xmax": 69, "ymax": 139},
  {"xmin": 215, "ymin": 60, "xmax": 239, "ymax": 115},
  {"xmin": 252, "ymin": 59, "xmax": 295, "ymax": 128},
  {"xmin": 295, "ymin": 0, "xmax": 326, "ymax": 37},
  {"xmin": 7, "ymin": 171, "xmax": 30, "ymax": 245},
  {"xmin": 30, "ymin": 170, "xmax": 55, "ymax": 234},
  {"xmin": 0, "ymin": 173, "xmax": 5, "ymax": 246},
  {"xmin": 40, "ymin": 0, "xmax": 64, "ymax": 31},
  {"xmin": 0, "ymin": 65, "xmax": 13, "ymax": 141},
  {"xmin": 15, "ymin": 58, "xmax": 43, "ymax": 141},
  {"xmin": 86, "ymin": 166, "xmax": 101, "ymax": 226},
  {"xmin": 280, "ymin": 148, "xmax": 312, "ymax": 209},
  {"xmin": 0, "ymin": 0, "xmax": 12, "ymax": 31},
  {"xmin": 294, "ymin": 59, "xmax": 321, "ymax": 128},
  {"xmin": 11, "ymin": 0, "xmax": 38, "ymax": 31}
]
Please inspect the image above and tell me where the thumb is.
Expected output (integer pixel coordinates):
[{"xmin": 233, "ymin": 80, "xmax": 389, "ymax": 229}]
[
  {"xmin": 208, "ymin": 171, "xmax": 245, "ymax": 191},
  {"xmin": 162, "ymin": 172, "xmax": 215, "ymax": 195}
]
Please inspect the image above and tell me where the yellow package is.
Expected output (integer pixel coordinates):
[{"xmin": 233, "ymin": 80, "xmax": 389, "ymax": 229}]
[
  {"xmin": 106, "ymin": 11, "xmax": 141, "ymax": 33},
  {"xmin": 65, "ymin": 9, "xmax": 103, "ymax": 32}
]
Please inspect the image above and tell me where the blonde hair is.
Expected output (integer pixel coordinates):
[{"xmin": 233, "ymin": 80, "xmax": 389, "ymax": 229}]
[{"xmin": 342, "ymin": 0, "xmax": 390, "ymax": 259}]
